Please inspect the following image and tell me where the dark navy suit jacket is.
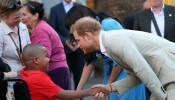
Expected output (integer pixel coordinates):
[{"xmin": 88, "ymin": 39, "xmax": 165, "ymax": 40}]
[
  {"xmin": 49, "ymin": 2, "xmax": 78, "ymax": 54},
  {"xmin": 134, "ymin": 5, "xmax": 175, "ymax": 43}
]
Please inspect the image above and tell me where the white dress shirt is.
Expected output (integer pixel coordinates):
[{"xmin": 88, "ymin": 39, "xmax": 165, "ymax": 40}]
[
  {"xmin": 99, "ymin": 31, "xmax": 110, "ymax": 58},
  {"xmin": 151, "ymin": 4, "xmax": 165, "ymax": 37},
  {"xmin": 62, "ymin": 0, "xmax": 74, "ymax": 13}
]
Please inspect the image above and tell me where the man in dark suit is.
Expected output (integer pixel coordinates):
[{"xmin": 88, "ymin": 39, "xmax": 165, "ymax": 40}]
[
  {"xmin": 133, "ymin": 0, "xmax": 175, "ymax": 43},
  {"xmin": 49, "ymin": 0, "xmax": 84, "ymax": 90},
  {"xmin": 134, "ymin": 0, "xmax": 175, "ymax": 99},
  {"xmin": 124, "ymin": 0, "xmax": 151, "ymax": 30}
]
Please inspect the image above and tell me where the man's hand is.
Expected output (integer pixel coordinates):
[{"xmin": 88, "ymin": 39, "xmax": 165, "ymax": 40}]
[
  {"xmin": 91, "ymin": 84, "xmax": 117, "ymax": 99},
  {"xmin": 90, "ymin": 84, "xmax": 111, "ymax": 99},
  {"xmin": 89, "ymin": 87, "xmax": 105, "ymax": 99}
]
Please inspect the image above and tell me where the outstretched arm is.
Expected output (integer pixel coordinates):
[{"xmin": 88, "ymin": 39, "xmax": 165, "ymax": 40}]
[
  {"xmin": 92, "ymin": 84, "xmax": 117, "ymax": 99},
  {"xmin": 54, "ymin": 87, "xmax": 104, "ymax": 99},
  {"xmin": 107, "ymin": 64, "xmax": 121, "ymax": 84},
  {"xmin": 3, "ymin": 72, "xmax": 18, "ymax": 80}
]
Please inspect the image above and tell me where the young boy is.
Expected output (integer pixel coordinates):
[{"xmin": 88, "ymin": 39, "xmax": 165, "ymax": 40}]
[{"xmin": 19, "ymin": 43, "xmax": 105, "ymax": 100}]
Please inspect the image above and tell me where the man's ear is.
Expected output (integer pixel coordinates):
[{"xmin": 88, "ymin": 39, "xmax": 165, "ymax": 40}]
[
  {"xmin": 33, "ymin": 57, "xmax": 39, "ymax": 64},
  {"xmin": 84, "ymin": 32, "xmax": 91, "ymax": 40}
]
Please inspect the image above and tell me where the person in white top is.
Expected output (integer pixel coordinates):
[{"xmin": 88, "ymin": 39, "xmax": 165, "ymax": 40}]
[{"xmin": 0, "ymin": 0, "xmax": 30, "ymax": 99}]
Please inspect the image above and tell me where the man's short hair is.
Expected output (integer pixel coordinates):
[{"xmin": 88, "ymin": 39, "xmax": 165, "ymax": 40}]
[{"xmin": 70, "ymin": 16, "xmax": 102, "ymax": 36}]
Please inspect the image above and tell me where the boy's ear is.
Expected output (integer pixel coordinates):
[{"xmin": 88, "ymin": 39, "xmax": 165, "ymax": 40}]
[{"xmin": 33, "ymin": 57, "xmax": 39, "ymax": 64}]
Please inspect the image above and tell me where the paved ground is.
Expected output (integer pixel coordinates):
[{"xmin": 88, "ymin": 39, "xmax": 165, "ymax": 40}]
[
  {"xmin": 71, "ymin": 54, "xmax": 104, "ymax": 100},
  {"xmin": 71, "ymin": 69, "xmax": 104, "ymax": 100}
]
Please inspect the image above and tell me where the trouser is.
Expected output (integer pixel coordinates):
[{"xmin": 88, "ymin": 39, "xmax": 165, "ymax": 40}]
[
  {"xmin": 150, "ymin": 83, "xmax": 175, "ymax": 100},
  {"xmin": 66, "ymin": 52, "xmax": 85, "ymax": 89},
  {"xmin": 47, "ymin": 67, "xmax": 71, "ymax": 90}
]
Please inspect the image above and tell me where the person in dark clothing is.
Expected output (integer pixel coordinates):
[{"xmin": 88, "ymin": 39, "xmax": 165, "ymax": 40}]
[
  {"xmin": 0, "ymin": 57, "xmax": 17, "ymax": 100},
  {"xmin": 49, "ymin": 0, "xmax": 84, "ymax": 89}
]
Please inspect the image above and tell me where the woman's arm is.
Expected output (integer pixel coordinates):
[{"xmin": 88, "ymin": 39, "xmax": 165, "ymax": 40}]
[
  {"xmin": 3, "ymin": 72, "xmax": 18, "ymax": 80},
  {"xmin": 107, "ymin": 65, "xmax": 121, "ymax": 84},
  {"xmin": 76, "ymin": 63, "xmax": 95, "ymax": 90}
]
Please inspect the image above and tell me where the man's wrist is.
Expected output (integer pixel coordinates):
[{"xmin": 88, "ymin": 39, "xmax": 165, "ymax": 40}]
[
  {"xmin": 109, "ymin": 84, "xmax": 112, "ymax": 92},
  {"xmin": 110, "ymin": 84, "xmax": 118, "ymax": 93}
]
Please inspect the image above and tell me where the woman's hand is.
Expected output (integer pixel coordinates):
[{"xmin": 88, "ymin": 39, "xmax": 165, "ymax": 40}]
[{"xmin": 65, "ymin": 39, "xmax": 78, "ymax": 52}]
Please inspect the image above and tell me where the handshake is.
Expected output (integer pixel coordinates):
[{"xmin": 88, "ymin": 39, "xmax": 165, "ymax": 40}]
[
  {"xmin": 59, "ymin": 83, "xmax": 118, "ymax": 100},
  {"xmin": 88, "ymin": 84, "xmax": 117, "ymax": 99}
]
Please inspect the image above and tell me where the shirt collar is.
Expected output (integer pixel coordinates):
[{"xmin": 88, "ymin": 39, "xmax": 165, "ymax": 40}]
[
  {"xmin": 0, "ymin": 20, "xmax": 15, "ymax": 35},
  {"xmin": 0, "ymin": 20, "xmax": 26, "ymax": 35},
  {"xmin": 99, "ymin": 31, "xmax": 106, "ymax": 53},
  {"xmin": 62, "ymin": 0, "xmax": 73, "ymax": 6},
  {"xmin": 99, "ymin": 31, "xmax": 110, "ymax": 58},
  {"xmin": 151, "ymin": 3, "xmax": 165, "ymax": 14}
]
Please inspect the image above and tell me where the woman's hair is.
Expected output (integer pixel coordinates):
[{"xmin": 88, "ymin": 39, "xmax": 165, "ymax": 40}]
[
  {"xmin": 65, "ymin": 5, "xmax": 124, "ymax": 31},
  {"xmin": 65, "ymin": 5, "xmax": 97, "ymax": 31},
  {"xmin": 23, "ymin": 1, "xmax": 44, "ymax": 20},
  {"xmin": 0, "ymin": 0, "xmax": 22, "ymax": 16}
]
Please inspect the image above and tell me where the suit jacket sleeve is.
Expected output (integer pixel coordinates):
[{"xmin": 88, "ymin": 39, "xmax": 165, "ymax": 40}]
[
  {"xmin": 112, "ymin": 71, "xmax": 142, "ymax": 96},
  {"xmin": 106, "ymin": 35, "xmax": 167, "ymax": 99}
]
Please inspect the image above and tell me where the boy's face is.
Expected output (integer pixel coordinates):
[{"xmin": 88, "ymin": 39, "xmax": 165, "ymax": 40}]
[{"xmin": 38, "ymin": 47, "xmax": 50, "ymax": 72}]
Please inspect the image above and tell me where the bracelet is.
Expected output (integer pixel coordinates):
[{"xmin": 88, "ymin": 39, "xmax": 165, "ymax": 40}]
[{"xmin": 109, "ymin": 84, "xmax": 112, "ymax": 92}]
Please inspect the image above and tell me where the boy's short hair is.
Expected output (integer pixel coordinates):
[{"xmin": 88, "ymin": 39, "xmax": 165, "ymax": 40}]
[
  {"xmin": 70, "ymin": 17, "xmax": 102, "ymax": 36},
  {"xmin": 22, "ymin": 43, "xmax": 44, "ymax": 65}
]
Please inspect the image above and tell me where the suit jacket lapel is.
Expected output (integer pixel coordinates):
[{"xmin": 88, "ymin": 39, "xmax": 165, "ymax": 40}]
[
  {"xmin": 144, "ymin": 9, "xmax": 152, "ymax": 33},
  {"xmin": 164, "ymin": 5, "xmax": 171, "ymax": 38},
  {"xmin": 60, "ymin": 2, "xmax": 66, "ymax": 15},
  {"xmin": 101, "ymin": 32, "xmax": 129, "ymax": 70}
]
